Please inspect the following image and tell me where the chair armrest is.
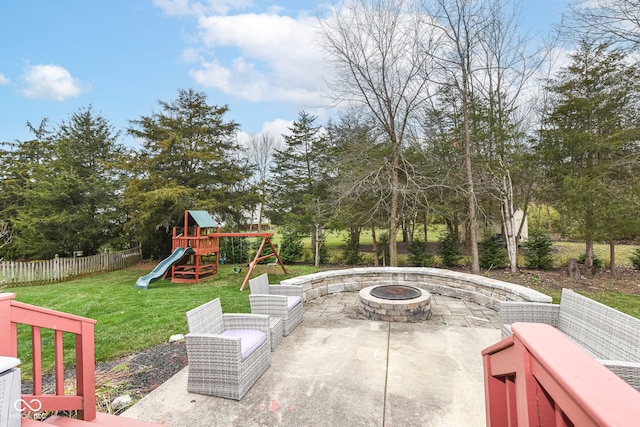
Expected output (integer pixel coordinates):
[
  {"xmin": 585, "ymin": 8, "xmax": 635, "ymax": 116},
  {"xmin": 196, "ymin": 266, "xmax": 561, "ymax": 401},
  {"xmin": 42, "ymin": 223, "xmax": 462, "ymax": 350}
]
[
  {"xmin": 185, "ymin": 332, "xmax": 242, "ymax": 361},
  {"xmin": 600, "ymin": 360, "xmax": 640, "ymax": 392},
  {"xmin": 500, "ymin": 301, "xmax": 560, "ymax": 330},
  {"xmin": 269, "ymin": 285, "xmax": 303, "ymax": 298},
  {"xmin": 222, "ymin": 313, "xmax": 270, "ymax": 334},
  {"xmin": 249, "ymin": 294, "xmax": 288, "ymax": 317}
]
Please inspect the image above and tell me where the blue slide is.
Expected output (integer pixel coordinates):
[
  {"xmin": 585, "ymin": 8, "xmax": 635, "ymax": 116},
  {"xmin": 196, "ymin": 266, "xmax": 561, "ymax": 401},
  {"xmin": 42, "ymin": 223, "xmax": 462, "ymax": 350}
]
[{"xmin": 135, "ymin": 246, "xmax": 195, "ymax": 289}]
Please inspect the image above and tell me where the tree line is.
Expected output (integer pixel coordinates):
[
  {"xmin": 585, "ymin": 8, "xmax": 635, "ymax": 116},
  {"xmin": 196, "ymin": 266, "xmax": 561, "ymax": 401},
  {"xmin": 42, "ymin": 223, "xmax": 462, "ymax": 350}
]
[{"xmin": 2, "ymin": 0, "xmax": 640, "ymax": 275}]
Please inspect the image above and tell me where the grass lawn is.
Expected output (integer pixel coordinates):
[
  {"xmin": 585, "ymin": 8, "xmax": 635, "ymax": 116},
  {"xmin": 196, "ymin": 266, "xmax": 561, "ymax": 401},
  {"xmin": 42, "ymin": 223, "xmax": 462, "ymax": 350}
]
[
  {"xmin": 5, "ymin": 264, "xmax": 318, "ymax": 378},
  {"xmin": 524, "ymin": 286, "xmax": 640, "ymax": 319},
  {"xmin": 551, "ymin": 241, "xmax": 639, "ymax": 267},
  {"xmin": 295, "ymin": 226, "xmax": 640, "ymax": 267}
]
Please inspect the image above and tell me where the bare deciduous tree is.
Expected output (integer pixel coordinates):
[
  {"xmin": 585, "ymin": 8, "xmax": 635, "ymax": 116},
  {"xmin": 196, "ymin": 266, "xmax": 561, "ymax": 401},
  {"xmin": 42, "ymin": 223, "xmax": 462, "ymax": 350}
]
[
  {"xmin": 477, "ymin": 0, "xmax": 549, "ymax": 272},
  {"xmin": 422, "ymin": 0, "xmax": 546, "ymax": 273},
  {"xmin": 319, "ymin": 0, "xmax": 435, "ymax": 266},
  {"xmin": 568, "ymin": 0, "xmax": 640, "ymax": 48},
  {"xmin": 246, "ymin": 133, "xmax": 279, "ymax": 230},
  {"xmin": 423, "ymin": 0, "xmax": 489, "ymax": 273},
  {"xmin": 0, "ymin": 220, "xmax": 12, "ymax": 250}
]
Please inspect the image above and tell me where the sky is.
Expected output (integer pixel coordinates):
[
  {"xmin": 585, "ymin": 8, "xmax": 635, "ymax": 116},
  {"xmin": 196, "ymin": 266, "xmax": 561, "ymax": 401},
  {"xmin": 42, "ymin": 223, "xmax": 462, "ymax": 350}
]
[{"xmin": 0, "ymin": 0, "xmax": 569, "ymax": 148}]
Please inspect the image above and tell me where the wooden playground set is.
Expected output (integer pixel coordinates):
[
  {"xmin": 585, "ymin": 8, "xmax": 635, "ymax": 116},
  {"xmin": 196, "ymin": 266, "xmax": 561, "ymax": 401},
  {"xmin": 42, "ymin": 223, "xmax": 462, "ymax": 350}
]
[{"xmin": 135, "ymin": 210, "xmax": 286, "ymax": 290}]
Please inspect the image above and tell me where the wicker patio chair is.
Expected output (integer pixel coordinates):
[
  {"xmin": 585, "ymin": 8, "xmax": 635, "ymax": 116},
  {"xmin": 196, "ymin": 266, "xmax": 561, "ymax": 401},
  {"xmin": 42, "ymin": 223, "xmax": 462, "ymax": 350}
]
[
  {"xmin": 185, "ymin": 298, "xmax": 271, "ymax": 400},
  {"xmin": 249, "ymin": 273, "xmax": 304, "ymax": 336}
]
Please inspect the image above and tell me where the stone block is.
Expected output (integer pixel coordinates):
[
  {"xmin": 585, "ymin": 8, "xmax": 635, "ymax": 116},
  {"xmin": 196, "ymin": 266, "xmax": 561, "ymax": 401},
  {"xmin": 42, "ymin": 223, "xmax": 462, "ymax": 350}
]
[{"xmin": 328, "ymin": 283, "xmax": 345, "ymax": 294}]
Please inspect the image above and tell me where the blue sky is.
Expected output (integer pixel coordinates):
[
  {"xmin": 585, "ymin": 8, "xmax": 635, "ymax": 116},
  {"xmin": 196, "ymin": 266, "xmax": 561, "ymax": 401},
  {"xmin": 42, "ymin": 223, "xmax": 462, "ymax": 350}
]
[{"xmin": 0, "ymin": 0, "xmax": 568, "ymax": 147}]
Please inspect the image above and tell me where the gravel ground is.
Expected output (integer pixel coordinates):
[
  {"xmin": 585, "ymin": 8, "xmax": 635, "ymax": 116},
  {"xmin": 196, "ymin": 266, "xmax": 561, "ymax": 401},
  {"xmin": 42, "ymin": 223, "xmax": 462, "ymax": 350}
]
[{"xmin": 95, "ymin": 340, "xmax": 188, "ymax": 399}]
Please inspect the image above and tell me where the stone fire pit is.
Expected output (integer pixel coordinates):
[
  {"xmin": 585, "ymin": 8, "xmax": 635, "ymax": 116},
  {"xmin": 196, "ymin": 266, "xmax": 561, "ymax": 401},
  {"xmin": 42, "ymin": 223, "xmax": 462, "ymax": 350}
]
[{"xmin": 358, "ymin": 284, "xmax": 431, "ymax": 322}]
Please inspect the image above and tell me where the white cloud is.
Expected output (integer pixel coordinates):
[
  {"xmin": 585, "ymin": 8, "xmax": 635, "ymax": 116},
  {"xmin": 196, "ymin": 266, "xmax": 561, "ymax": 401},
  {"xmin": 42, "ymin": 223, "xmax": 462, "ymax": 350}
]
[
  {"xmin": 190, "ymin": 12, "xmax": 330, "ymax": 104},
  {"xmin": 20, "ymin": 64, "xmax": 87, "ymax": 101},
  {"xmin": 181, "ymin": 47, "xmax": 203, "ymax": 63},
  {"xmin": 0, "ymin": 73, "xmax": 9, "ymax": 85},
  {"xmin": 261, "ymin": 118, "xmax": 293, "ymax": 140},
  {"xmin": 235, "ymin": 118, "xmax": 290, "ymax": 152}
]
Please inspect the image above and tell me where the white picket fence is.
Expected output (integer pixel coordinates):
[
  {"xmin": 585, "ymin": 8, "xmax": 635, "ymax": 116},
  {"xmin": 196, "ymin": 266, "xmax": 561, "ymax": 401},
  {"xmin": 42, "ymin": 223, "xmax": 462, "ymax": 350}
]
[{"xmin": 0, "ymin": 247, "xmax": 142, "ymax": 287}]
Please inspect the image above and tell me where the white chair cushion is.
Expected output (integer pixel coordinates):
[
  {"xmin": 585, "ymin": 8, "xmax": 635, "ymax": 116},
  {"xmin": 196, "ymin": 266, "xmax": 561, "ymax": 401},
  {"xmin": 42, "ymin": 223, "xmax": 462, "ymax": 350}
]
[
  {"xmin": 287, "ymin": 296, "xmax": 302, "ymax": 311},
  {"xmin": 222, "ymin": 329, "xmax": 267, "ymax": 361}
]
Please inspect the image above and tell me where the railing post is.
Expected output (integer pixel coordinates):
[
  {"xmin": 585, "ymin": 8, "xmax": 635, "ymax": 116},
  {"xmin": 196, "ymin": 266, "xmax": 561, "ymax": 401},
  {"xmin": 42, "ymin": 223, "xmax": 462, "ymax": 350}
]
[
  {"xmin": 0, "ymin": 293, "xmax": 17, "ymax": 357},
  {"xmin": 75, "ymin": 320, "xmax": 96, "ymax": 421}
]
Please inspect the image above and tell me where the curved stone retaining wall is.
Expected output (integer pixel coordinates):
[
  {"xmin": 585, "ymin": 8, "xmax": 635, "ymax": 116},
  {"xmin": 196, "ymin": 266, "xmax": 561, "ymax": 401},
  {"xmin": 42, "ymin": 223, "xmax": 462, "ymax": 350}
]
[{"xmin": 280, "ymin": 267, "xmax": 551, "ymax": 311}]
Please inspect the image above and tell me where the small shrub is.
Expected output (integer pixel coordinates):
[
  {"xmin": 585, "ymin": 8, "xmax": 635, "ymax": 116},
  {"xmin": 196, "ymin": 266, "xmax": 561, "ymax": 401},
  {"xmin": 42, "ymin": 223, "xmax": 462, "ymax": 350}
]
[
  {"xmin": 578, "ymin": 252, "xmax": 604, "ymax": 270},
  {"xmin": 342, "ymin": 234, "xmax": 363, "ymax": 265},
  {"xmin": 318, "ymin": 240, "xmax": 330, "ymax": 264},
  {"xmin": 278, "ymin": 229, "xmax": 304, "ymax": 263},
  {"xmin": 479, "ymin": 235, "xmax": 509, "ymax": 269},
  {"xmin": 439, "ymin": 232, "xmax": 461, "ymax": 267},
  {"xmin": 629, "ymin": 248, "xmax": 640, "ymax": 270},
  {"xmin": 408, "ymin": 238, "xmax": 433, "ymax": 267},
  {"xmin": 522, "ymin": 233, "xmax": 554, "ymax": 270}
]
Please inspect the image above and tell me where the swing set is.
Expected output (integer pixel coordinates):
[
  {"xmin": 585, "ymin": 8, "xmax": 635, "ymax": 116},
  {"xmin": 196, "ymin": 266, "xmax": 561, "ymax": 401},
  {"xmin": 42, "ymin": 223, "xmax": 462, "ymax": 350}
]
[
  {"xmin": 214, "ymin": 232, "xmax": 287, "ymax": 290},
  {"xmin": 168, "ymin": 210, "xmax": 286, "ymax": 290}
]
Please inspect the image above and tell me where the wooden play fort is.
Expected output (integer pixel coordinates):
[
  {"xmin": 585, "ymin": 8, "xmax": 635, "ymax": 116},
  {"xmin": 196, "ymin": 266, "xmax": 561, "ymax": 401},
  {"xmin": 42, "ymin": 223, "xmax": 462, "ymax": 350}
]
[{"xmin": 169, "ymin": 210, "xmax": 286, "ymax": 289}]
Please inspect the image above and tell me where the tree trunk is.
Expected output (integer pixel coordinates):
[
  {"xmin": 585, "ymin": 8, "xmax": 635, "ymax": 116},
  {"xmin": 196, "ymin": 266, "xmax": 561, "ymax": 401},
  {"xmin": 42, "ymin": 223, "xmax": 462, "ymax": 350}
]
[
  {"xmin": 389, "ymin": 139, "xmax": 400, "ymax": 267},
  {"xmin": 371, "ymin": 225, "xmax": 379, "ymax": 267},
  {"xmin": 461, "ymin": 63, "xmax": 480, "ymax": 274},
  {"xmin": 257, "ymin": 200, "xmax": 264, "ymax": 231},
  {"xmin": 423, "ymin": 212, "xmax": 428, "ymax": 243},
  {"xmin": 515, "ymin": 181, "xmax": 534, "ymax": 242},
  {"xmin": 501, "ymin": 172, "xmax": 518, "ymax": 273},
  {"xmin": 609, "ymin": 241, "xmax": 616, "ymax": 275},
  {"xmin": 314, "ymin": 223, "xmax": 322, "ymax": 268},
  {"xmin": 585, "ymin": 237, "xmax": 594, "ymax": 277},
  {"xmin": 567, "ymin": 258, "xmax": 581, "ymax": 280},
  {"xmin": 463, "ymin": 93, "xmax": 479, "ymax": 273},
  {"xmin": 402, "ymin": 220, "xmax": 409, "ymax": 243}
]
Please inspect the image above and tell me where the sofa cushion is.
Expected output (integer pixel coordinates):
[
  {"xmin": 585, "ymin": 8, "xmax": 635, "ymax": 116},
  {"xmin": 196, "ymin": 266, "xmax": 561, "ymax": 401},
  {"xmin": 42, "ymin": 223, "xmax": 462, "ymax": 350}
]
[
  {"xmin": 287, "ymin": 295, "xmax": 302, "ymax": 311},
  {"xmin": 222, "ymin": 329, "xmax": 267, "ymax": 361}
]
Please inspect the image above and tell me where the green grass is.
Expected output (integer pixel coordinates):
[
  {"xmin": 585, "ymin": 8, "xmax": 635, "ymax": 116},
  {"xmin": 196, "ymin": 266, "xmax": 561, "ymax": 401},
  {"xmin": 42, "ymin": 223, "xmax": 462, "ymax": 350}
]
[
  {"xmin": 527, "ymin": 286, "xmax": 640, "ymax": 319},
  {"xmin": 300, "ymin": 224, "xmax": 448, "ymax": 248},
  {"xmin": 6, "ymin": 264, "xmax": 319, "ymax": 378},
  {"xmin": 303, "ymin": 228, "xmax": 640, "ymax": 268},
  {"xmin": 552, "ymin": 241, "xmax": 640, "ymax": 268}
]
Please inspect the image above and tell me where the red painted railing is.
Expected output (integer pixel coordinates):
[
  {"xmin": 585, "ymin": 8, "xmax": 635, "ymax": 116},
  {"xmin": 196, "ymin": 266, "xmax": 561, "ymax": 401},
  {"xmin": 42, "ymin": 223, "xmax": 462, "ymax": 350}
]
[
  {"xmin": 172, "ymin": 235, "xmax": 219, "ymax": 254},
  {"xmin": 482, "ymin": 322, "xmax": 640, "ymax": 426},
  {"xmin": 0, "ymin": 292, "xmax": 97, "ymax": 421}
]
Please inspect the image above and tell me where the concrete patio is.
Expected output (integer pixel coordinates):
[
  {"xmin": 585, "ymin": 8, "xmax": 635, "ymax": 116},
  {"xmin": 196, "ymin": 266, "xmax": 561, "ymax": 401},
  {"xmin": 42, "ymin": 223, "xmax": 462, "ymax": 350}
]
[{"xmin": 122, "ymin": 292, "xmax": 501, "ymax": 426}]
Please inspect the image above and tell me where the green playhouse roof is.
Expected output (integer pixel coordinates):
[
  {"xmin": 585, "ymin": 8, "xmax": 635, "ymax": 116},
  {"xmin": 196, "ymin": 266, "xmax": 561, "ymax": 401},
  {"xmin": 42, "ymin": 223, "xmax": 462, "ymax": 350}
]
[{"xmin": 184, "ymin": 210, "xmax": 218, "ymax": 228}]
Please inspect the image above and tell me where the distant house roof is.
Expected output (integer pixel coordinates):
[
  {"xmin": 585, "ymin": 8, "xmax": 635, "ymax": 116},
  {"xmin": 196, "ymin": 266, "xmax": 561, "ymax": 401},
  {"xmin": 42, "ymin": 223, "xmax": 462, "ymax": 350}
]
[{"xmin": 183, "ymin": 210, "xmax": 218, "ymax": 228}]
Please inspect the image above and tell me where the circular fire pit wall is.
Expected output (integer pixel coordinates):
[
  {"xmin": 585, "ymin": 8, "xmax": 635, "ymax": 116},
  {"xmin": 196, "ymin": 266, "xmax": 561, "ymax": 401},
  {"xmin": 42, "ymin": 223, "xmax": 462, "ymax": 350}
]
[{"xmin": 359, "ymin": 285, "xmax": 431, "ymax": 322}]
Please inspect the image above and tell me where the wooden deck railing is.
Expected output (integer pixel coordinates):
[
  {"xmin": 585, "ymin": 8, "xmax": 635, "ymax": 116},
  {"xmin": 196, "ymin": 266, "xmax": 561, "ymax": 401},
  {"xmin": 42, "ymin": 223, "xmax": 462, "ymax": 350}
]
[
  {"xmin": 482, "ymin": 322, "xmax": 640, "ymax": 426},
  {"xmin": 0, "ymin": 292, "xmax": 97, "ymax": 421}
]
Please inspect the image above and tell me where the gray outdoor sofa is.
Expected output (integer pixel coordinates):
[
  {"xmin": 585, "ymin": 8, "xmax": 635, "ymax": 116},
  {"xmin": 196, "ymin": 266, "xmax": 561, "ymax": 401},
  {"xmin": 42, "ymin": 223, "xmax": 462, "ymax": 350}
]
[
  {"xmin": 500, "ymin": 288, "xmax": 640, "ymax": 392},
  {"xmin": 185, "ymin": 298, "xmax": 271, "ymax": 400}
]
